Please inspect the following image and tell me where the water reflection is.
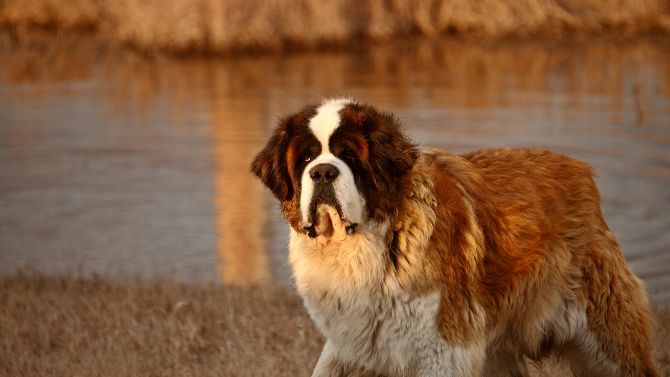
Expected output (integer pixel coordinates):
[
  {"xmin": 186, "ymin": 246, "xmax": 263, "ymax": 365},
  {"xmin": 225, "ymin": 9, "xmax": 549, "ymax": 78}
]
[
  {"xmin": 0, "ymin": 32, "xmax": 668, "ymax": 301},
  {"xmin": 211, "ymin": 98, "xmax": 269, "ymax": 285}
]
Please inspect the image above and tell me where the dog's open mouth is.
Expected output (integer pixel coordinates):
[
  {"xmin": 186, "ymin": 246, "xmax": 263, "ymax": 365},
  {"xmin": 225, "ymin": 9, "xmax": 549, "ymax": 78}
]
[{"xmin": 303, "ymin": 204, "xmax": 358, "ymax": 239}]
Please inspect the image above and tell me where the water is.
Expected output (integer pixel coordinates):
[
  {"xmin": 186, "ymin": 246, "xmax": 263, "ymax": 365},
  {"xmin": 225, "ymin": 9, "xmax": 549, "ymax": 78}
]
[{"xmin": 1, "ymin": 34, "xmax": 669, "ymax": 302}]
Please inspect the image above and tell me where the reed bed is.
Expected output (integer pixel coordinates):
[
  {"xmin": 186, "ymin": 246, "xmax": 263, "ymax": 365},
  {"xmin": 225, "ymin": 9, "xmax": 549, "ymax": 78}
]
[
  {"xmin": 1, "ymin": 0, "xmax": 669, "ymax": 54},
  {"xmin": 1, "ymin": 273, "xmax": 669, "ymax": 376}
]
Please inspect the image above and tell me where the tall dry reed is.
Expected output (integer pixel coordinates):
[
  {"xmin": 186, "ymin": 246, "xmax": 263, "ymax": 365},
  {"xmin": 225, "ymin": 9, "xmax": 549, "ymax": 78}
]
[{"xmin": 1, "ymin": 0, "xmax": 669, "ymax": 53}]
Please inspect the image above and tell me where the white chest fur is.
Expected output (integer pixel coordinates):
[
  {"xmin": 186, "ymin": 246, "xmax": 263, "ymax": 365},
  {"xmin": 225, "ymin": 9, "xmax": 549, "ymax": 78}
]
[{"xmin": 288, "ymin": 226, "xmax": 451, "ymax": 375}]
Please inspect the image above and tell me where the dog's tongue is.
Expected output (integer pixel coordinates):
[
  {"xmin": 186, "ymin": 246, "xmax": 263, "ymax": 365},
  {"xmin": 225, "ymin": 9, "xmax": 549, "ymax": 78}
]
[{"xmin": 314, "ymin": 205, "xmax": 347, "ymax": 240}]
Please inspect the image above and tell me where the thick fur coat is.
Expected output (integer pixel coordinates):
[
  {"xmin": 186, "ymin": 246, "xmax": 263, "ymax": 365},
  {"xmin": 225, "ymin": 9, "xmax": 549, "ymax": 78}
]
[{"xmin": 251, "ymin": 99, "xmax": 657, "ymax": 377}]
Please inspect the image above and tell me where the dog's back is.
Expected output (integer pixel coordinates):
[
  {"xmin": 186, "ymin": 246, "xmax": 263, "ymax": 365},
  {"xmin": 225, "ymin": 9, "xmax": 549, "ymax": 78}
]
[{"xmin": 450, "ymin": 148, "xmax": 657, "ymax": 376}]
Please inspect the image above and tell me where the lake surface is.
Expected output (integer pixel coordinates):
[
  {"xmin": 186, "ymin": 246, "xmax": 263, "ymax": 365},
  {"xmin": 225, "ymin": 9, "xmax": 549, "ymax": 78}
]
[{"xmin": 1, "ymin": 34, "xmax": 669, "ymax": 302}]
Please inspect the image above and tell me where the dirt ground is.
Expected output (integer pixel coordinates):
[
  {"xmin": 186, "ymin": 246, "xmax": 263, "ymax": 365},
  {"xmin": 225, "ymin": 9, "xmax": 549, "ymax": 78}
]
[{"xmin": 1, "ymin": 273, "xmax": 668, "ymax": 377}]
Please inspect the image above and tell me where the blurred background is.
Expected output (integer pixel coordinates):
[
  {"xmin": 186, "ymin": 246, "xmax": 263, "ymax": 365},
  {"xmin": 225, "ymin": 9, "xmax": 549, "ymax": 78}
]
[
  {"xmin": 1, "ymin": 1, "xmax": 670, "ymax": 375},
  {"xmin": 0, "ymin": 0, "xmax": 670, "ymax": 377}
]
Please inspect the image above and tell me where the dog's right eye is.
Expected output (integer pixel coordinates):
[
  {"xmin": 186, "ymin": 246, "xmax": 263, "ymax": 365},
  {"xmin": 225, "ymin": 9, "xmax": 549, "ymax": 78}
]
[
  {"xmin": 342, "ymin": 151, "xmax": 356, "ymax": 162},
  {"xmin": 303, "ymin": 154, "xmax": 312, "ymax": 163}
]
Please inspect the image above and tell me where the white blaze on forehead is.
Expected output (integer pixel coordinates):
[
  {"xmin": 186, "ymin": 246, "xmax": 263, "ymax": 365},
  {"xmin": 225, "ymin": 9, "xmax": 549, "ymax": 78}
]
[{"xmin": 308, "ymin": 98, "xmax": 350, "ymax": 153}]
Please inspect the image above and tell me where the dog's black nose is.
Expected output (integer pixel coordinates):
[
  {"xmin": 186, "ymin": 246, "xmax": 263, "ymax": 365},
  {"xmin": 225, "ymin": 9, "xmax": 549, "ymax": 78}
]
[{"xmin": 309, "ymin": 163, "xmax": 339, "ymax": 184}]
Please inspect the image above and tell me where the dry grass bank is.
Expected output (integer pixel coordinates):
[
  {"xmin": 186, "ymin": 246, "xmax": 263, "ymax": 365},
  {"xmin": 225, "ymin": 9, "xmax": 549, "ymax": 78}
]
[
  {"xmin": 1, "ymin": 273, "xmax": 669, "ymax": 376},
  {"xmin": 1, "ymin": 0, "xmax": 670, "ymax": 54},
  {"xmin": 0, "ymin": 273, "xmax": 323, "ymax": 377}
]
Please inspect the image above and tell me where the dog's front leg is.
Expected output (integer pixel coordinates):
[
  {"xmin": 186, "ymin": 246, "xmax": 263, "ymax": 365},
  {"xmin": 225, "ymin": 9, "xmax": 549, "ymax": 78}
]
[
  {"xmin": 311, "ymin": 341, "xmax": 347, "ymax": 377},
  {"xmin": 414, "ymin": 340, "xmax": 486, "ymax": 377},
  {"xmin": 312, "ymin": 341, "xmax": 379, "ymax": 377}
]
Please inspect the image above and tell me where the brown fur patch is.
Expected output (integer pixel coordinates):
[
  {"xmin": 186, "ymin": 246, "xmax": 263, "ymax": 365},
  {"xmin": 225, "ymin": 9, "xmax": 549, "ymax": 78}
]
[{"xmin": 386, "ymin": 147, "xmax": 657, "ymax": 374}]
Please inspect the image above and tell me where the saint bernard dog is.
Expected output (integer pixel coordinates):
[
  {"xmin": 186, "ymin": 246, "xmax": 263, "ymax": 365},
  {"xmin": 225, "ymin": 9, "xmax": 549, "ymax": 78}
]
[{"xmin": 250, "ymin": 99, "xmax": 658, "ymax": 377}]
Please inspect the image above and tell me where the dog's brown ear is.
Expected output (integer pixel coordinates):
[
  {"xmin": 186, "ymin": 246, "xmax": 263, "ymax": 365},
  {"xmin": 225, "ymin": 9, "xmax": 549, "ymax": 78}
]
[{"xmin": 250, "ymin": 124, "xmax": 293, "ymax": 202}]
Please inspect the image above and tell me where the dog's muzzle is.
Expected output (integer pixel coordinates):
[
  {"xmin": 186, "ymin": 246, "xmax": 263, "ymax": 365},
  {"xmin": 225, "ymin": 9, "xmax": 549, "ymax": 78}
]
[{"xmin": 302, "ymin": 163, "xmax": 358, "ymax": 238}]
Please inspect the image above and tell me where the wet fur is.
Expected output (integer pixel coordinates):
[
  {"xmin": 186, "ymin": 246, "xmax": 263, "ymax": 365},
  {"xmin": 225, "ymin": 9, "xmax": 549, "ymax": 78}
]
[{"xmin": 251, "ymin": 101, "xmax": 658, "ymax": 377}]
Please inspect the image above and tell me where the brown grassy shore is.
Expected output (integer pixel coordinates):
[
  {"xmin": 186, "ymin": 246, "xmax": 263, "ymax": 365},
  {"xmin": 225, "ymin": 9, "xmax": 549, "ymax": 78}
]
[
  {"xmin": 1, "ymin": 273, "xmax": 669, "ymax": 377},
  {"xmin": 1, "ymin": 0, "xmax": 670, "ymax": 54},
  {"xmin": 0, "ymin": 273, "xmax": 323, "ymax": 377}
]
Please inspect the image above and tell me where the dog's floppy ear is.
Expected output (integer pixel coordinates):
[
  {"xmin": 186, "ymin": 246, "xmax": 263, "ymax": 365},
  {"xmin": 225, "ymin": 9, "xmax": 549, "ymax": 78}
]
[{"xmin": 250, "ymin": 124, "xmax": 293, "ymax": 202}]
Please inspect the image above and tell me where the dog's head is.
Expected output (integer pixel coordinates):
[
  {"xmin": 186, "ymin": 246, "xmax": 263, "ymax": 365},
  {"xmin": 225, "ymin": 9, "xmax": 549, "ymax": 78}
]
[{"xmin": 251, "ymin": 99, "xmax": 418, "ymax": 238}]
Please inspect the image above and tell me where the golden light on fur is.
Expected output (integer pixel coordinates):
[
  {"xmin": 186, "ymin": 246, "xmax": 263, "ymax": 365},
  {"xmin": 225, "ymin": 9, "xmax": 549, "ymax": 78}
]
[{"xmin": 251, "ymin": 100, "xmax": 659, "ymax": 376}]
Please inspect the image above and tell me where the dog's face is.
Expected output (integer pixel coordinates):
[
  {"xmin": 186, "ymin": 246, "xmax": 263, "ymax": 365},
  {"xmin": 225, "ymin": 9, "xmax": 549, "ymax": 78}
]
[{"xmin": 251, "ymin": 99, "xmax": 418, "ymax": 238}]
